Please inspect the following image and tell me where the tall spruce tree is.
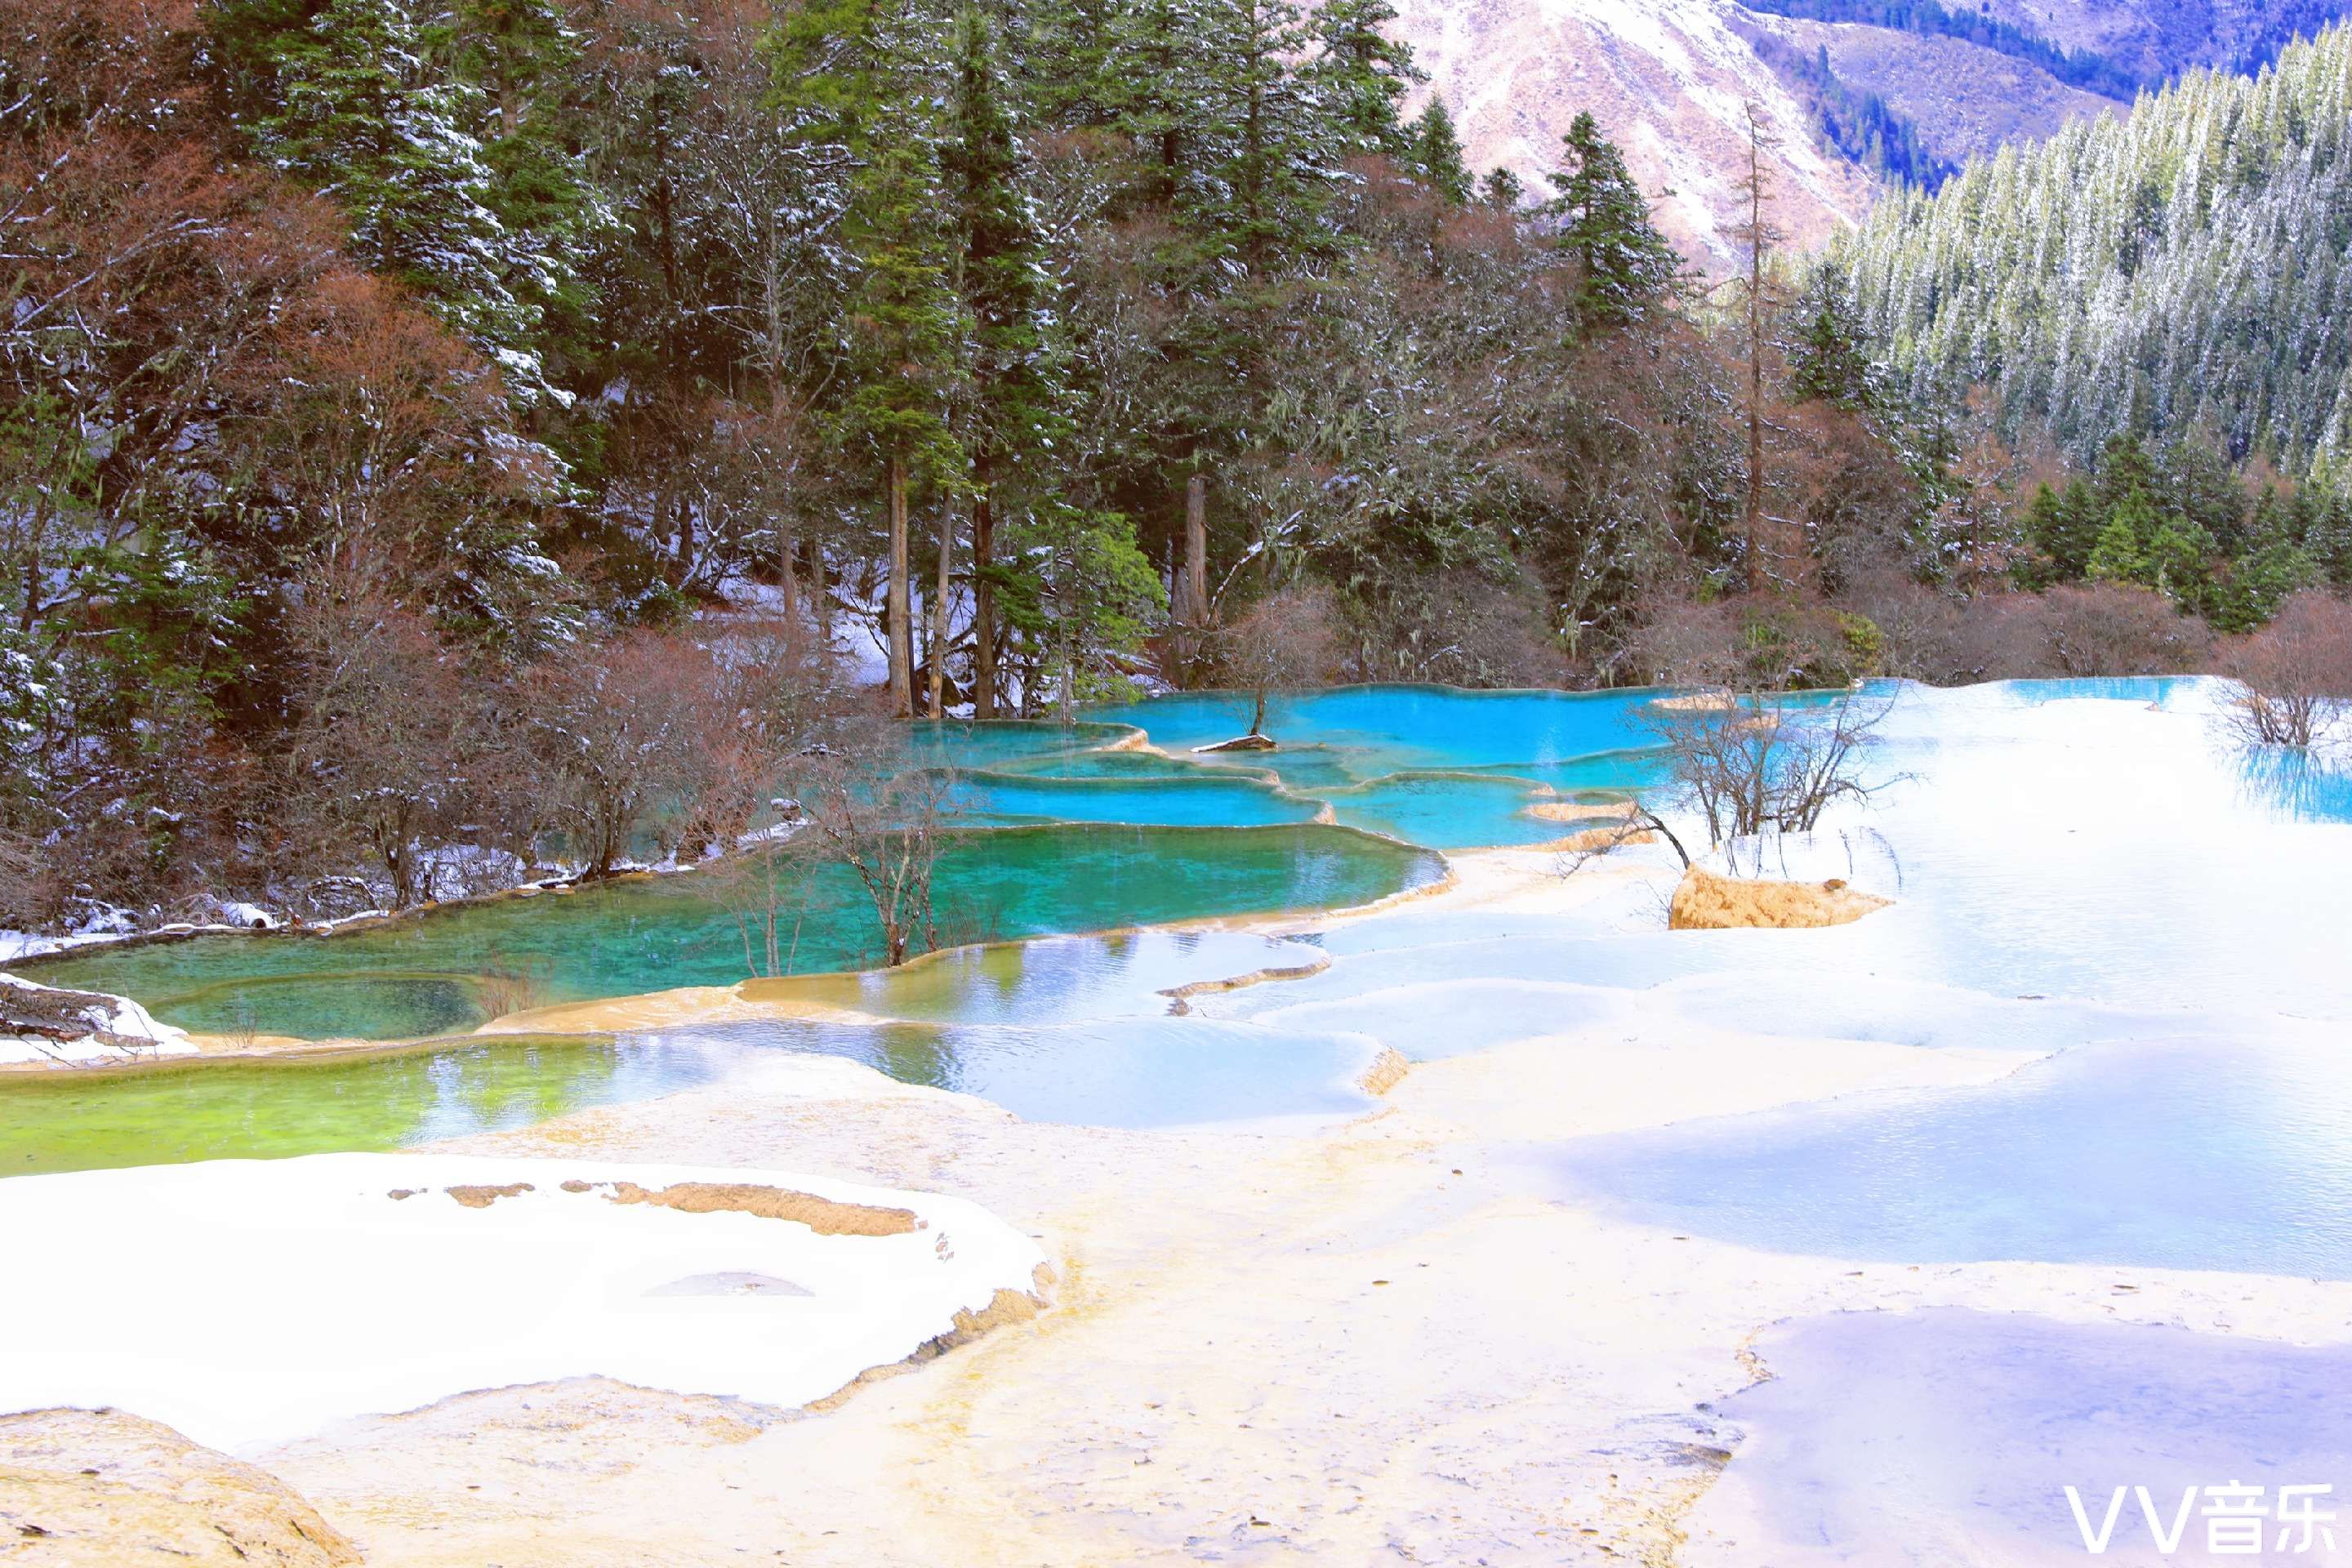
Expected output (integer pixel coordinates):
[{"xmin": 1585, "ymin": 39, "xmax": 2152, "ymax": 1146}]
[
  {"xmin": 220, "ymin": 0, "xmax": 560, "ymax": 403},
  {"xmin": 774, "ymin": 0, "xmax": 967, "ymax": 716},
  {"xmin": 1409, "ymin": 99, "xmax": 1471, "ymax": 203},
  {"xmin": 440, "ymin": 0, "xmax": 604, "ymax": 370},
  {"xmin": 1308, "ymin": 0, "xmax": 1423, "ymax": 159},
  {"xmin": 1544, "ymin": 111, "xmax": 1681, "ymax": 331},
  {"xmin": 1788, "ymin": 263, "xmax": 1878, "ymax": 410},
  {"xmin": 1207, "ymin": 0, "xmax": 1339, "ymax": 280},
  {"xmin": 943, "ymin": 7, "xmax": 1062, "ymax": 717}
]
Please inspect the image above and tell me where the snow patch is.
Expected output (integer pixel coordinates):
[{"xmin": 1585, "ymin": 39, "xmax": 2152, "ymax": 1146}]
[
  {"xmin": 0, "ymin": 973, "xmax": 194, "ymax": 1067},
  {"xmin": 0, "ymin": 1153, "xmax": 1050, "ymax": 1453}
]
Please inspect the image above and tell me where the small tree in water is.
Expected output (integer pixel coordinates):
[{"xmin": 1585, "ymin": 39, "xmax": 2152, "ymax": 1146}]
[
  {"xmin": 1214, "ymin": 586, "xmax": 1341, "ymax": 742},
  {"xmin": 1637, "ymin": 689, "xmax": 1895, "ymax": 867},
  {"xmin": 789, "ymin": 725, "xmax": 956, "ymax": 968}
]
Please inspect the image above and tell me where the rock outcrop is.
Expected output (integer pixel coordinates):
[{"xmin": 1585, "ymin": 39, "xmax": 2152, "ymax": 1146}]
[
  {"xmin": 1668, "ymin": 866, "xmax": 1891, "ymax": 930},
  {"xmin": 0, "ymin": 1407, "xmax": 360, "ymax": 1566}
]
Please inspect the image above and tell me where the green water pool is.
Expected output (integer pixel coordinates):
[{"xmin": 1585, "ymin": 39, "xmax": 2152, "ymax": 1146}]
[
  {"xmin": 0, "ymin": 1035, "xmax": 742, "ymax": 1175},
  {"xmin": 23, "ymin": 823, "xmax": 1441, "ymax": 1040}
]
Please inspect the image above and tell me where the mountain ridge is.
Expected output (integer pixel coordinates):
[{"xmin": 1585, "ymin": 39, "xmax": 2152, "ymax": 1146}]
[{"xmin": 1396, "ymin": 0, "xmax": 2351, "ymax": 270}]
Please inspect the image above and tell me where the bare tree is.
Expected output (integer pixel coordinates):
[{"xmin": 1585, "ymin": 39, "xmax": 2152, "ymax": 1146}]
[
  {"xmin": 675, "ymin": 619, "xmax": 856, "ymax": 856},
  {"xmin": 285, "ymin": 569, "xmax": 486, "ymax": 909},
  {"xmin": 1212, "ymin": 586, "xmax": 1342, "ymax": 742},
  {"xmin": 524, "ymin": 631, "xmax": 721, "ymax": 876},
  {"xmin": 790, "ymin": 726, "xmax": 956, "ymax": 967},
  {"xmin": 2219, "ymin": 590, "xmax": 2352, "ymax": 748},
  {"xmin": 1641, "ymin": 688, "xmax": 1895, "ymax": 851},
  {"xmin": 710, "ymin": 799, "xmax": 815, "ymax": 979},
  {"xmin": 1731, "ymin": 101, "xmax": 1785, "ymax": 594}
]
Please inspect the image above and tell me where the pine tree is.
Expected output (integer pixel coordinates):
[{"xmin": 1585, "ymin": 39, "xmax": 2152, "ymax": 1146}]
[
  {"xmin": 1106, "ymin": 0, "xmax": 1225, "ymax": 212},
  {"xmin": 2022, "ymin": 478, "xmax": 2104, "ymax": 582},
  {"xmin": 943, "ymin": 7, "xmax": 1063, "ymax": 718},
  {"xmin": 2086, "ymin": 490, "xmax": 2159, "ymax": 586},
  {"xmin": 1408, "ymin": 99, "xmax": 1471, "ymax": 204},
  {"xmin": 1544, "ymin": 111, "xmax": 1682, "ymax": 331},
  {"xmin": 1205, "ymin": 0, "xmax": 1339, "ymax": 281},
  {"xmin": 225, "ymin": 0, "xmax": 559, "ymax": 403},
  {"xmin": 1788, "ymin": 263, "xmax": 1878, "ymax": 409},
  {"xmin": 1017, "ymin": 0, "xmax": 1128, "ymax": 130},
  {"xmin": 2215, "ymin": 515, "xmax": 2317, "ymax": 630},
  {"xmin": 1480, "ymin": 165, "xmax": 1523, "ymax": 210},
  {"xmin": 1308, "ymin": 0, "xmax": 1424, "ymax": 159},
  {"xmin": 440, "ymin": 0, "xmax": 604, "ymax": 366},
  {"xmin": 2095, "ymin": 435, "xmax": 2160, "ymax": 518},
  {"xmin": 775, "ymin": 0, "xmax": 968, "ymax": 716}
]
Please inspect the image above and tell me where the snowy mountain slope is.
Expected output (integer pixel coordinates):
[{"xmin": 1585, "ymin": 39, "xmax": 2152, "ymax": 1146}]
[
  {"xmin": 1396, "ymin": 0, "xmax": 2346, "ymax": 273},
  {"xmin": 1395, "ymin": 0, "xmax": 1881, "ymax": 269},
  {"xmin": 1977, "ymin": 0, "xmax": 2350, "ymax": 78},
  {"xmin": 1751, "ymin": 12, "xmax": 2122, "ymax": 163}
]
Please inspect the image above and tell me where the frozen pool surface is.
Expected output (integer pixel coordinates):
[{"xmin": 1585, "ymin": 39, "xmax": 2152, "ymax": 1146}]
[
  {"xmin": 1686, "ymin": 1307, "xmax": 2352, "ymax": 1566},
  {"xmin": 1544, "ymin": 1032, "xmax": 2352, "ymax": 1277}
]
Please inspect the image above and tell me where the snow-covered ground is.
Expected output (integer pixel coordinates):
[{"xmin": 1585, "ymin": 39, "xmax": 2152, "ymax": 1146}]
[
  {"xmin": 0, "ymin": 1153, "xmax": 1048, "ymax": 1453},
  {"xmin": 0, "ymin": 972, "xmax": 194, "ymax": 1066}
]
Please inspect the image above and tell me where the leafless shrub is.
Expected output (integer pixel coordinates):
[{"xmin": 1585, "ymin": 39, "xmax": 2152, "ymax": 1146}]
[
  {"xmin": 2030, "ymin": 583, "xmax": 2212, "ymax": 677},
  {"xmin": 0, "ymin": 825, "xmax": 66, "ymax": 931},
  {"xmin": 674, "ymin": 619, "xmax": 858, "ymax": 859},
  {"xmin": 1621, "ymin": 595, "xmax": 1883, "ymax": 691},
  {"xmin": 786, "ymin": 724, "xmax": 957, "ymax": 968},
  {"xmin": 1345, "ymin": 570, "xmax": 1570, "ymax": 688},
  {"xmin": 712, "ymin": 817, "xmax": 815, "ymax": 979},
  {"xmin": 1214, "ymin": 586, "xmax": 1344, "ymax": 738},
  {"xmin": 2219, "ymin": 590, "xmax": 2352, "ymax": 748},
  {"xmin": 1640, "ymin": 688, "xmax": 1896, "ymax": 849},
  {"xmin": 474, "ymin": 954, "xmax": 550, "ymax": 1022},
  {"xmin": 285, "ymin": 577, "xmax": 488, "ymax": 909},
  {"xmin": 523, "ymin": 630, "xmax": 724, "ymax": 876},
  {"xmin": 1838, "ymin": 578, "xmax": 2213, "ymax": 684}
]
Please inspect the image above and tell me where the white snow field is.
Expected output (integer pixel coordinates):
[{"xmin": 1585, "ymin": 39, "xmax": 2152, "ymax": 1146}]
[{"xmin": 0, "ymin": 1153, "xmax": 1047, "ymax": 1452}]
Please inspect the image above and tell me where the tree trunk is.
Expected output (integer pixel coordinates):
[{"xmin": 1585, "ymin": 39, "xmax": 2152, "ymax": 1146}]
[
  {"xmin": 808, "ymin": 534, "xmax": 831, "ymax": 646},
  {"xmin": 775, "ymin": 508, "xmax": 799, "ymax": 633},
  {"xmin": 887, "ymin": 454, "xmax": 913, "ymax": 718},
  {"xmin": 1186, "ymin": 474, "xmax": 1209, "ymax": 623},
  {"xmin": 973, "ymin": 464, "xmax": 998, "ymax": 719},
  {"xmin": 1746, "ymin": 275, "xmax": 1764, "ymax": 593},
  {"xmin": 929, "ymin": 500, "xmax": 953, "ymax": 718},
  {"xmin": 1742, "ymin": 112, "xmax": 1768, "ymax": 595}
]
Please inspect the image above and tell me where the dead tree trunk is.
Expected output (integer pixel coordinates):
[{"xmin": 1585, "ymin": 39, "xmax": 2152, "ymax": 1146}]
[
  {"xmin": 929, "ymin": 501, "xmax": 953, "ymax": 718},
  {"xmin": 1185, "ymin": 474, "xmax": 1209, "ymax": 625},
  {"xmin": 1735, "ymin": 101, "xmax": 1780, "ymax": 595},
  {"xmin": 973, "ymin": 461, "xmax": 997, "ymax": 718},
  {"xmin": 887, "ymin": 452, "xmax": 913, "ymax": 718}
]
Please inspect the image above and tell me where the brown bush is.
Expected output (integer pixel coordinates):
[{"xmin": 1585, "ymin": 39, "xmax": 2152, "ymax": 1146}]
[
  {"xmin": 1621, "ymin": 595, "xmax": 1882, "ymax": 690},
  {"xmin": 523, "ymin": 631, "xmax": 728, "ymax": 875},
  {"xmin": 2219, "ymin": 590, "xmax": 2352, "ymax": 746},
  {"xmin": 1838, "ymin": 579, "xmax": 2212, "ymax": 684},
  {"xmin": 285, "ymin": 577, "xmax": 488, "ymax": 909}
]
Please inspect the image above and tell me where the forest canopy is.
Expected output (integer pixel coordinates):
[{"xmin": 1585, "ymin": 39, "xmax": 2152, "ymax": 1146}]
[{"xmin": 2, "ymin": 0, "xmax": 2341, "ymax": 931}]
